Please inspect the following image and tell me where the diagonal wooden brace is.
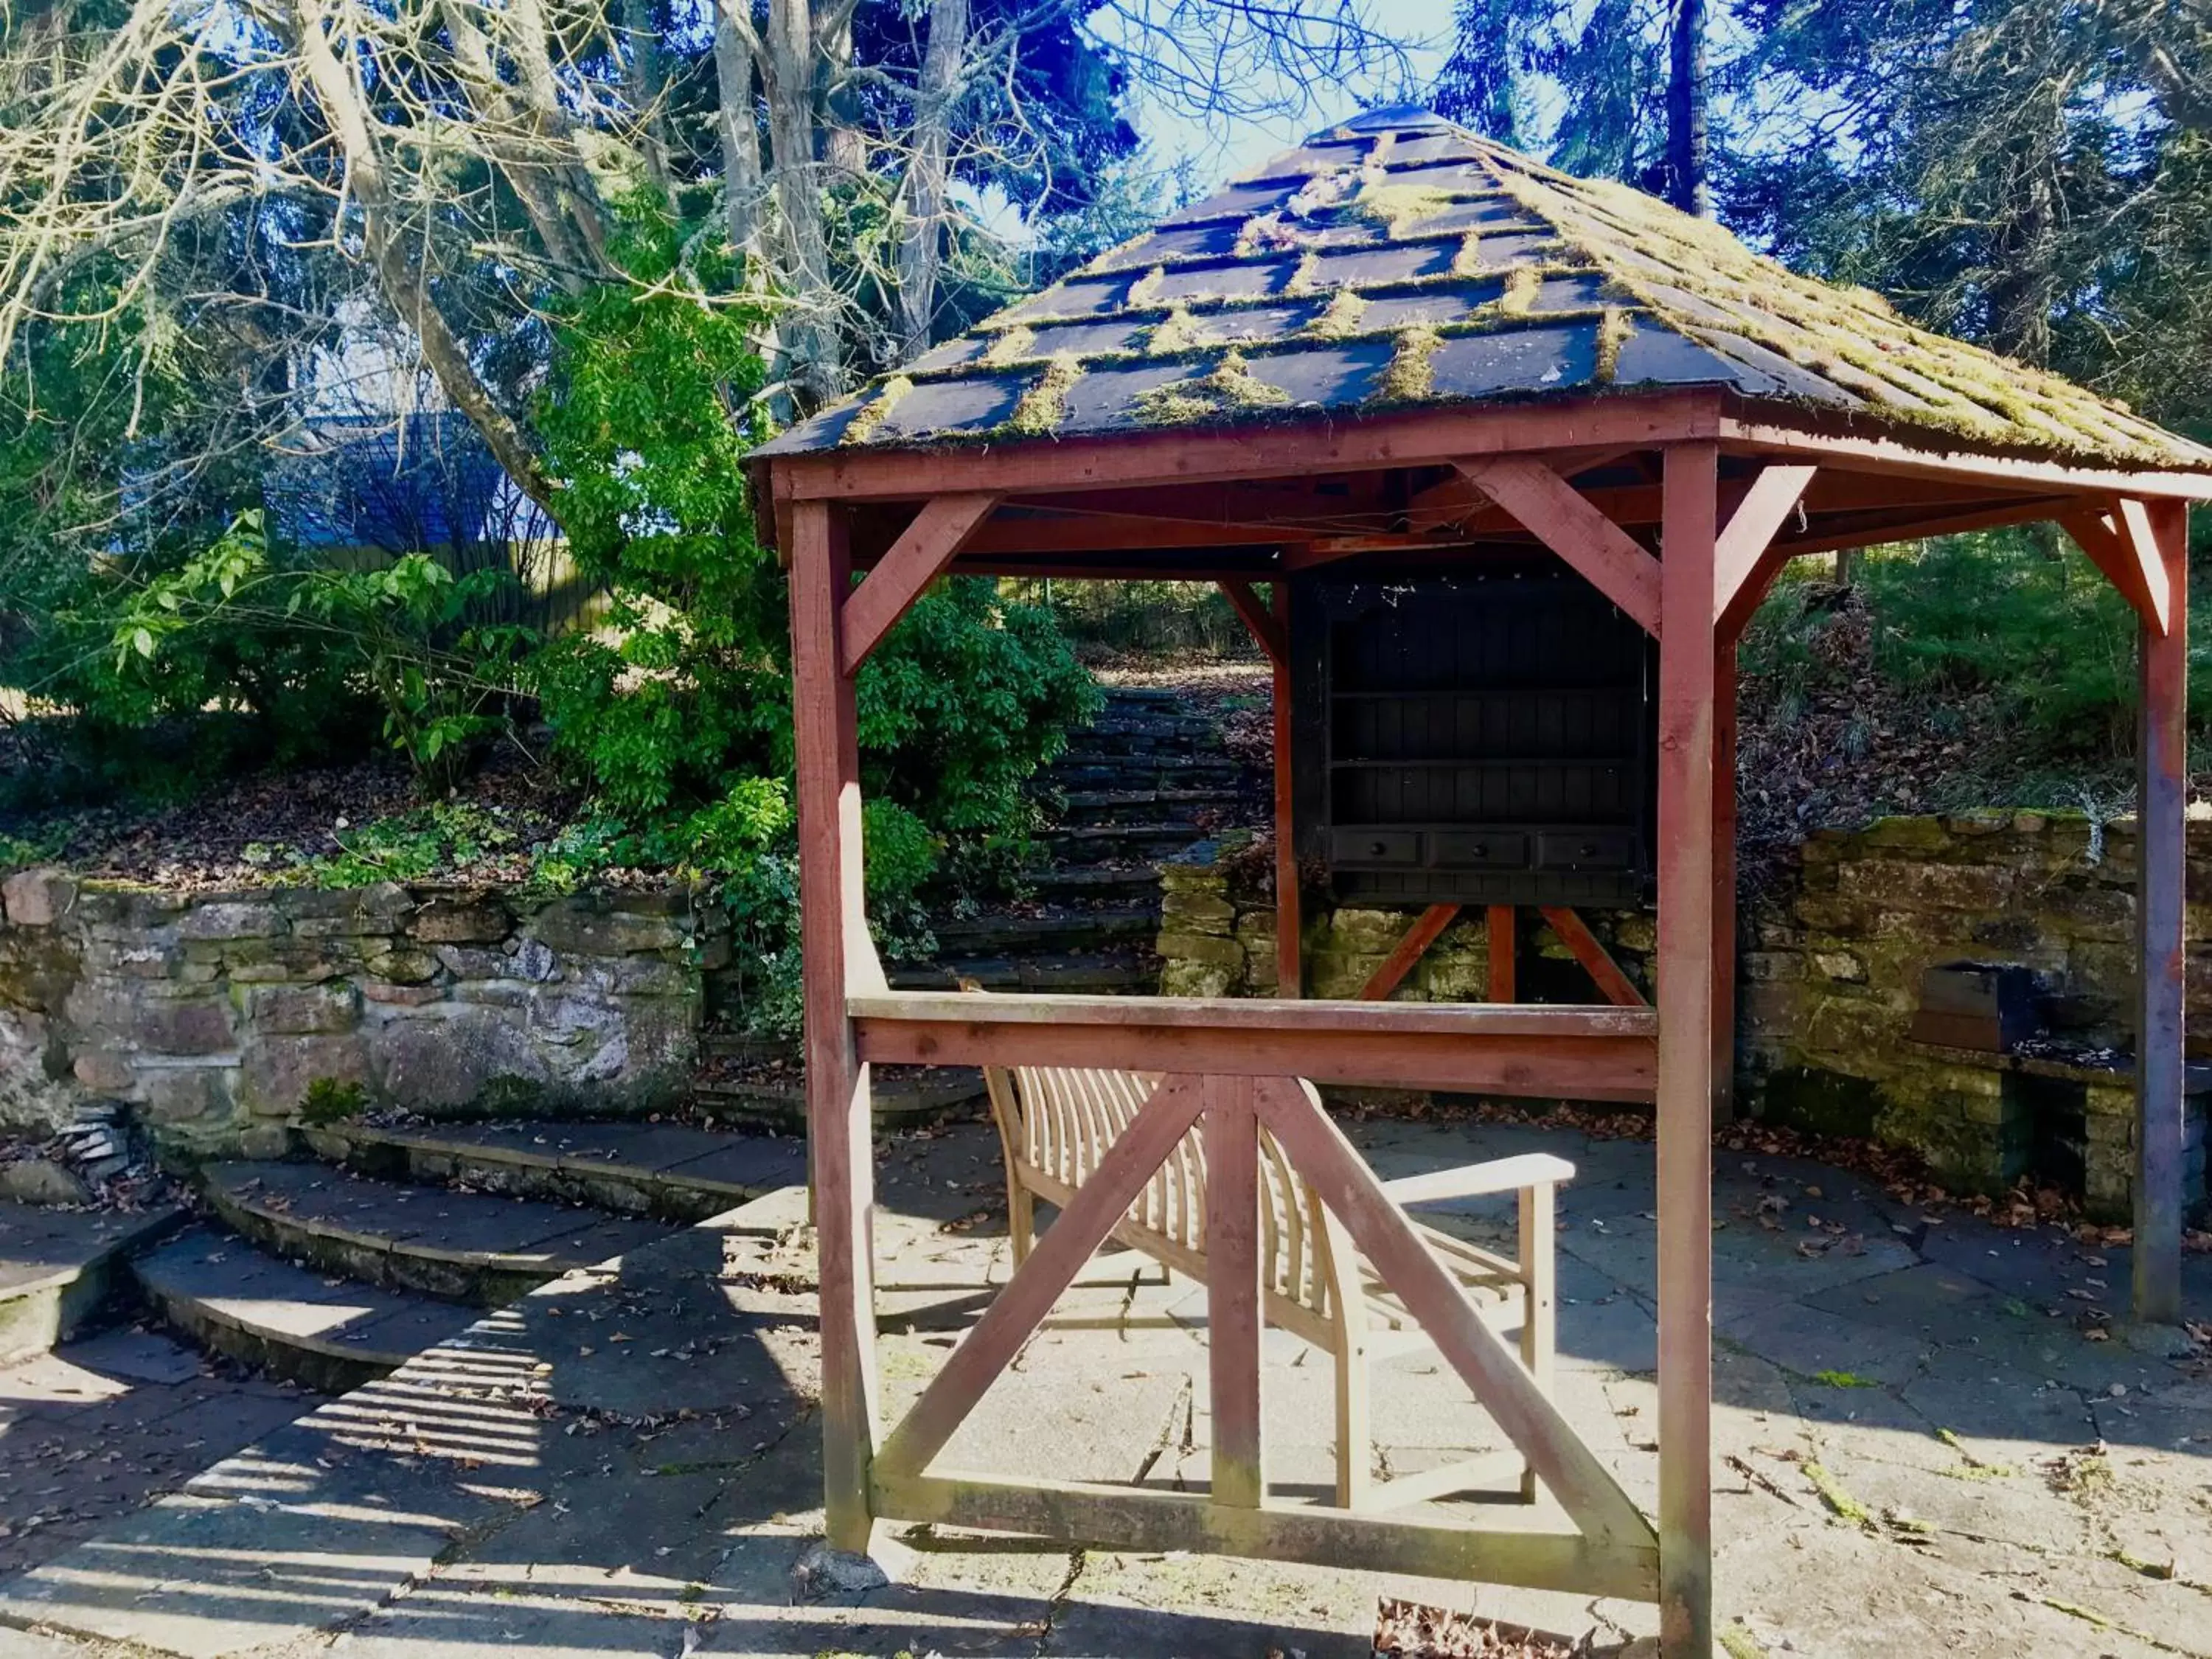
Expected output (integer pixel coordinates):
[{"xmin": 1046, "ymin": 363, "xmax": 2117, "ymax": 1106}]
[
  {"xmin": 874, "ymin": 1074, "xmax": 1206, "ymax": 1479},
  {"xmin": 1712, "ymin": 464, "xmax": 1817, "ymax": 630},
  {"xmin": 1219, "ymin": 579, "xmax": 1287, "ymax": 666},
  {"xmin": 1254, "ymin": 1075, "xmax": 1655, "ymax": 1548},
  {"xmin": 1457, "ymin": 458, "xmax": 1662, "ymax": 636},
  {"xmin": 1539, "ymin": 907, "xmax": 1649, "ymax": 1007},
  {"xmin": 1359, "ymin": 904, "xmax": 1461, "ymax": 1001},
  {"xmin": 841, "ymin": 493, "xmax": 1001, "ymax": 674},
  {"xmin": 2063, "ymin": 500, "xmax": 2174, "ymax": 636}
]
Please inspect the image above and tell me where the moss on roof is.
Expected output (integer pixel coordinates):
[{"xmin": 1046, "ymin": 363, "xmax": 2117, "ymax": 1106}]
[{"xmin": 756, "ymin": 108, "xmax": 2212, "ymax": 471}]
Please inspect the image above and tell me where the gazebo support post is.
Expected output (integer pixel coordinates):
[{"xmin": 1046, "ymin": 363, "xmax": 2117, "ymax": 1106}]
[
  {"xmin": 1712, "ymin": 647, "xmax": 1738, "ymax": 1124},
  {"xmin": 1273, "ymin": 580, "xmax": 1302, "ymax": 998},
  {"xmin": 1656, "ymin": 442, "xmax": 1719, "ymax": 1658},
  {"xmin": 2135, "ymin": 501, "xmax": 2190, "ymax": 1324},
  {"xmin": 790, "ymin": 499, "xmax": 886, "ymax": 1554}
]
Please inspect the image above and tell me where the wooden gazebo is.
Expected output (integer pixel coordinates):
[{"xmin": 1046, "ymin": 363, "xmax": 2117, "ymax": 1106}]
[{"xmin": 749, "ymin": 107, "xmax": 2212, "ymax": 1656}]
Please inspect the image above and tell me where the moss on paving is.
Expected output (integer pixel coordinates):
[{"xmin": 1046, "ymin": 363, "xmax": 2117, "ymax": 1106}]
[{"xmin": 1804, "ymin": 1458, "xmax": 1875, "ymax": 1529}]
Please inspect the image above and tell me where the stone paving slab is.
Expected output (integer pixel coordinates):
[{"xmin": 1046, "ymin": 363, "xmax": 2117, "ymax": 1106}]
[
  {"xmin": 0, "ymin": 1330, "xmax": 313, "ymax": 1584},
  {"xmin": 133, "ymin": 1223, "xmax": 481, "ymax": 1369},
  {"xmin": 0, "ymin": 1494, "xmax": 457, "ymax": 1659},
  {"xmin": 3, "ymin": 1119, "xmax": 2208, "ymax": 1659},
  {"xmin": 0, "ymin": 1203, "xmax": 182, "ymax": 1365}
]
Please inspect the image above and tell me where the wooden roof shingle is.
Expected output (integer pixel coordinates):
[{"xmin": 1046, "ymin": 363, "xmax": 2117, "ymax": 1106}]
[{"xmin": 754, "ymin": 106, "xmax": 2212, "ymax": 472}]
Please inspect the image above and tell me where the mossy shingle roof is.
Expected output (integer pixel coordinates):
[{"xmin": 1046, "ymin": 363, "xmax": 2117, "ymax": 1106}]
[{"xmin": 754, "ymin": 106, "xmax": 2211, "ymax": 471}]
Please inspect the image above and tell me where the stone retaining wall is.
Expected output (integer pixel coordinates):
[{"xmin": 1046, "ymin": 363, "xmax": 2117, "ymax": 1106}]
[
  {"xmin": 1158, "ymin": 841, "xmax": 1654, "ymax": 1005},
  {"xmin": 1157, "ymin": 814, "xmax": 2212, "ymax": 1222},
  {"xmin": 0, "ymin": 870, "xmax": 720, "ymax": 1152}
]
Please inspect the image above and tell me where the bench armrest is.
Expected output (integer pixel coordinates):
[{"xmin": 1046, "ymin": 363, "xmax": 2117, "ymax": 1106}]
[{"xmin": 1381, "ymin": 1152, "xmax": 1576, "ymax": 1206}]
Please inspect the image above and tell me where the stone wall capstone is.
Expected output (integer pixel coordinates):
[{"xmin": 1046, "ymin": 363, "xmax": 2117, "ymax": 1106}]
[{"xmin": 0, "ymin": 872, "xmax": 718, "ymax": 1152}]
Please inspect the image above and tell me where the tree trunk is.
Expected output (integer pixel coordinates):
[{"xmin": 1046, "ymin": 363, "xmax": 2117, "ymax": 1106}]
[
  {"xmin": 1666, "ymin": 0, "xmax": 1709, "ymax": 216},
  {"xmin": 434, "ymin": 0, "xmax": 596, "ymax": 290},
  {"xmin": 622, "ymin": 0, "xmax": 675, "ymax": 194},
  {"xmin": 895, "ymin": 0, "xmax": 970, "ymax": 361},
  {"xmin": 818, "ymin": 4, "xmax": 866, "ymax": 177},
  {"xmin": 499, "ymin": 0, "xmax": 616, "ymax": 271},
  {"xmin": 288, "ymin": 0, "xmax": 560, "ymax": 518},
  {"xmin": 765, "ymin": 0, "xmax": 844, "ymax": 408},
  {"xmin": 714, "ymin": 1, "xmax": 768, "ymax": 263}
]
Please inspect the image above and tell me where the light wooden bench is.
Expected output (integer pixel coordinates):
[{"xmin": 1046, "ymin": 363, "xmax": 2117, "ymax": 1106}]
[{"xmin": 981, "ymin": 1060, "xmax": 1573, "ymax": 1511}]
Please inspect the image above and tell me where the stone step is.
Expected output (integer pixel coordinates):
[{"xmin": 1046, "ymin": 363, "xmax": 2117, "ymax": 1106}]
[
  {"xmin": 300, "ymin": 1119, "xmax": 806, "ymax": 1224},
  {"xmin": 0, "ymin": 1203, "xmax": 184, "ymax": 1365},
  {"xmin": 1095, "ymin": 685, "xmax": 1185, "ymax": 705},
  {"xmin": 692, "ymin": 1068, "xmax": 985, "ymax": 1133},
  {"xmin": 1051, "ymin": 745, "xmax": 1243, "ymax": 773},
  {"xmin": 931, "ymin": 905, "xmax": 1161, "ymax": 954},
  {"xmin": 1045, "ymin": 822, "xmax": 1211, "ymax": 860},
  {"xmin": 1057, "ymin": 726, "xmax": 1220, "ymax": 758},
  {"xmin": 1020, "ymin": 864, "xmax": 1166, "ymax": 901},
  {"xmin": 199, "ymin": 1161, "xmax": 677, "ymax": 1306},
  {"xmin": 1054, "ymin": 788, "xmax": 1251, "ymax": 827},
  {"xmin": 888, "ymin": 951, "xmax": 1156, "ymax": 994},
  {"xmin": 131, "ymin": 1222, "xmax": 479, "ymax": 1394}
]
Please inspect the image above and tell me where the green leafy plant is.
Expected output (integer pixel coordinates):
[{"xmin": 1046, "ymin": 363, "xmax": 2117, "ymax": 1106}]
[
  {"xmin": 111, "ymin": 512, "xmax": 533, "ymax": 793},
  {"xmin": 284, "ymin": 803, "xmax": 521, "ymax": 888},
  {"xmin": 524, "ymin": 203, "xmax": 1098, "ymax": 1034}
]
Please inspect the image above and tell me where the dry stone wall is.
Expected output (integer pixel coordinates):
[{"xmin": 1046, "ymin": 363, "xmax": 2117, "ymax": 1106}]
[
  {"xmin": 1157, "ymin": 814, "xmax": 2211, "ymax": 1222},
  {"xmin": 0, "ymin": 870, "xmax": 718, "ymax": 1152},
  {"xmin": 1157, "ymin": 840, "xmax": 1654, "ymax": 1005}
]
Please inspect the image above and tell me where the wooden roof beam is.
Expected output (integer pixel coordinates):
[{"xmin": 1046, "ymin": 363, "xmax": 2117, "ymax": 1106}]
[
  {"xmin": 961, "ymin": 511, "xmax": 1305, "ymax": 554},
  {"xmin": 770, "ymin": 392, "xmax": 1724, "ymax": 504},
  {"xmin": 1720, "ymin": 406, "xmax": 2212, "ymax": 504}
]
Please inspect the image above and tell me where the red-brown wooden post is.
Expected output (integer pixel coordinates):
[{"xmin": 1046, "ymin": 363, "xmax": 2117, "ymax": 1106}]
[
  {"xmin": 2135, "ymin": 500, "xmax": 2189, "ymax": 1324},
  {"xmin": 1712, "ymin": 646, "xmax": 1739, "ymax": 1124},
  {"xmin": 1656, "ymin": 442, "xmax": 1719, "ymax": 1658},
  {"xmin": 1273, "ymin": 581, "xmax": 1301, "ymax": 998},
  {"xmin": 1487, "ymin": 905, "xmax": 1516, "ymax": 1002},
  {"xmin": 1205, "ymin": 1074, "xmax": 1266, "ymax": 1508},
  {"xmin": 790, "ymin": 498, "xmax": 884, "ymax": 1552}
]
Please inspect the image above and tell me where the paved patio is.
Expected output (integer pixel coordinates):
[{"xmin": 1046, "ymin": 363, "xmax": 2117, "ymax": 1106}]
[{"xmin": 0, "ymin": 1116, "xmax": 2207, "ymax": 1658}]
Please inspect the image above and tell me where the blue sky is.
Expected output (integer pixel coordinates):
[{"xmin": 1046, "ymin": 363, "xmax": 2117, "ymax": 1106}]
[{"xmin": 1122, "ymin": 0, "xmax": 1461, "ymax": 181}]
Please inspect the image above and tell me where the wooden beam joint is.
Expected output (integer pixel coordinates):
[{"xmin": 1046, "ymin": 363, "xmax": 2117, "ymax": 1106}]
[
  {"xmin": 841, "ymin": 493, "xmax": 999, "ymax": 674},
  {"xmin": 1219, "ymin": 579, "xmax": 1288, "ymax": 667},
  {"xmin": 1455, "ymin": 458, "xmax": 1663, "ymax": 636}
]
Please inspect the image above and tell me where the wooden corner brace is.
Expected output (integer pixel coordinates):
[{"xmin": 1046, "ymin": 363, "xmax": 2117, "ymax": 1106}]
[
  {"xmin": 1219, "ymin": 579, "xmax": 1288, "ymax": 667},
  {"xmin": 840, "ymin": 493, "xmax": 1001, "ymax": 675},
  {"xmin": 2062, "ymin": 499, "xmax": 2174, "ymax": 636},
  {"xmin": 1455, "ymin": 458, "xmax": 1662, "ymax": 636},
  {"xmin": 1712, "ymin": 465, "xmax": 1818, "ymax": 639}
]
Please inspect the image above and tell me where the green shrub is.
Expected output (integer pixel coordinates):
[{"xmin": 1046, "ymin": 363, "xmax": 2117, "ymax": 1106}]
[
  {"xmin": 526, "ymin": 204, "xmax": 1097, "ymax": 1033},
  {"xmin": 111, "ymin": 512, "xmax": 532, "ymax": 793},
  {"xmin": 1742, "ymin": 526, "xmax": 2211, "ymax": 772}
]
